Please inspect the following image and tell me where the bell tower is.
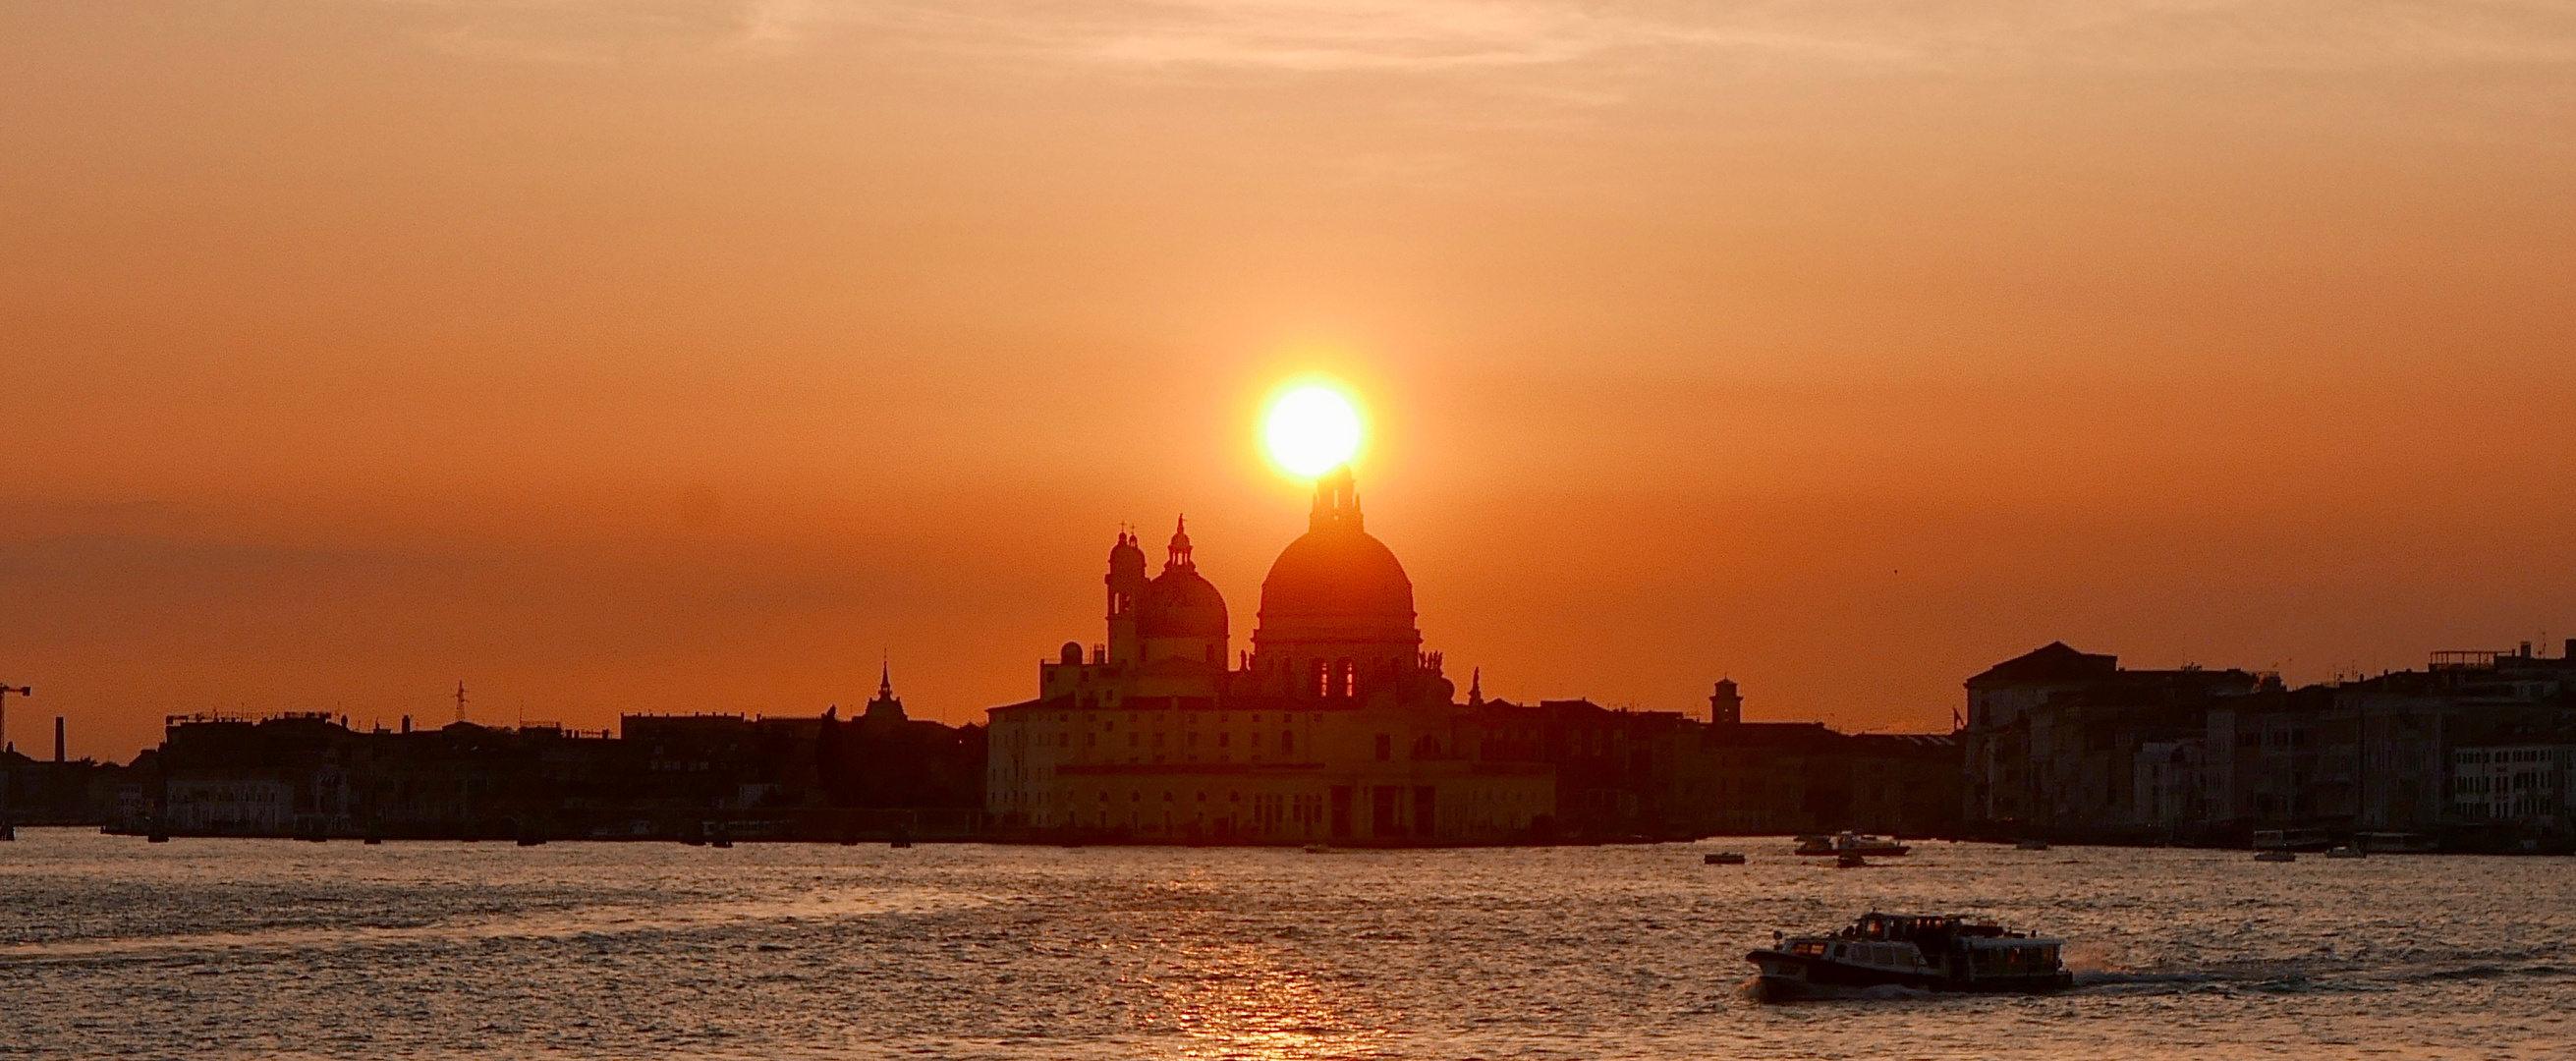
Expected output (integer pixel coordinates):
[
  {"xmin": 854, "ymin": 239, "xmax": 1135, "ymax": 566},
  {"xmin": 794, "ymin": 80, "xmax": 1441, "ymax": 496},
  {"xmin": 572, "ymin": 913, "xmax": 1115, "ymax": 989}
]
[
  {"xmin": 1710, "ymin": 678, "xmax": 1743, "ymax": 726},
  {"xmin": 1105, "ymin": 530, "xmax": 1147, "ymax": 666}
]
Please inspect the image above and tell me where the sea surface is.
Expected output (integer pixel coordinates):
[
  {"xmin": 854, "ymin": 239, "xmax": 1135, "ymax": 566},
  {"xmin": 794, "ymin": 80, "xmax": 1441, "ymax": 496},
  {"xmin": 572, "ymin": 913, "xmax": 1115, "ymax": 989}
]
[{"xmin": 3, "ymin": 828, "xmax": 2571, "ymax": 1060}]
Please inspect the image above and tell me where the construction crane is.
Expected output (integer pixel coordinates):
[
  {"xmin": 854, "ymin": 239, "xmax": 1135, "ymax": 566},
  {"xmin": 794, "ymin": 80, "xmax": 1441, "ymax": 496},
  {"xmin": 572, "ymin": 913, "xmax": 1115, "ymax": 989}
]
[{"xmin": 0, "ymin": 683, "xmax": 28, "ymax": 754}]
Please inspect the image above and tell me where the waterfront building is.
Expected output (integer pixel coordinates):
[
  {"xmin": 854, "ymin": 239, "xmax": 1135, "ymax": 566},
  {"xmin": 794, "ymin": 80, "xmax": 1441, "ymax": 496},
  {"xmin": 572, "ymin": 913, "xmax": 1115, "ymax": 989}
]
[
  {"xmin": 2450, "ymin": 744, "xmax": 2575, "ymax": 831},
  {"xmin": 984, "ymin": 473, "xmax": 1554, "ymax": 844}
]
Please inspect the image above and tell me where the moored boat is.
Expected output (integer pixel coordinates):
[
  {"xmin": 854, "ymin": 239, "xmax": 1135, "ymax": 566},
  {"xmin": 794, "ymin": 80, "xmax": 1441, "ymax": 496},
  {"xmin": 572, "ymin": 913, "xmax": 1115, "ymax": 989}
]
[
  {"xmin": 1794, "ymin": 831, "xmax": 1911, "ymax": 857},
  {"xmin": 2253, "ymin": 850, "xmax": 2295, "ymax": 863},
  {"xmin": 2252, "ymin": 828, "xmax": 2331, "ymax": 853},
  {"xmin": 1746, "ymin": 913, "xmax": 2072, "ymax": 998},
  {"xmin": 1705, "ymin": 851, "xmax": 1746, "ymax": 865}
]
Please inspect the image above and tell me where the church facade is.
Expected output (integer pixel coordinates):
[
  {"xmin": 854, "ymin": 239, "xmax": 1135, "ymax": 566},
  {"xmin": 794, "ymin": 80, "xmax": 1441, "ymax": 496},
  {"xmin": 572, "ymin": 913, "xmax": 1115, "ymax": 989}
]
[{"xmin": 984, "ymin": 471, "xmax": 1554, "ymax": 844}]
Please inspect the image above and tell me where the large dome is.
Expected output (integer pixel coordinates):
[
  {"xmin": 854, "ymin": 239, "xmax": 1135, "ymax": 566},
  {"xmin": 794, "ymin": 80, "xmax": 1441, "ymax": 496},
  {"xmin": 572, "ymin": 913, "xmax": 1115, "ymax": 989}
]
[{"xmin": 1258, "ymin": 526, "xmax": 1414, "ymax": 626}]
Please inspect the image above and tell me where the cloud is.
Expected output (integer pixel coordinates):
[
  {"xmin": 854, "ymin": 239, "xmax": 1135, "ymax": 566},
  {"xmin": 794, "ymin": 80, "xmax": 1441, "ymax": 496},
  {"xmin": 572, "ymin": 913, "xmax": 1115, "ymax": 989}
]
[{"xmin": 374, "ymin": 0, "xmax": 2576, "ymax": 81}]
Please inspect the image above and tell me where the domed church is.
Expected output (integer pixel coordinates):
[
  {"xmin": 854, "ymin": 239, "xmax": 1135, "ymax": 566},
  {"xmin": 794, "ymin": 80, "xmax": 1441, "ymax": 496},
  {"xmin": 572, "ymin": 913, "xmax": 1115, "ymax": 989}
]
[{"xmin": 985, "ymin": 470, "xmax": 1552, "ymax": 844}]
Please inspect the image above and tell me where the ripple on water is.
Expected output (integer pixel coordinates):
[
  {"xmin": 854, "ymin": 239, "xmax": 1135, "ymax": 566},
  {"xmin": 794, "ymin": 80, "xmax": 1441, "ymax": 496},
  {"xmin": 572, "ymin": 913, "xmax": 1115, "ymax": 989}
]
[{"xmin": 3, "ymin": 829, "xmax": 2573, "ymax": 1059}]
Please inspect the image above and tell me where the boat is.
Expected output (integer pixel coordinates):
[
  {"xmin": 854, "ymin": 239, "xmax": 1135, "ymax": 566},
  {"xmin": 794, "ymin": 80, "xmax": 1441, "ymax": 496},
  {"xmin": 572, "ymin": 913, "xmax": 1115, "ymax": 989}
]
[
  {"xmin": 2323, "ymin": 845, "xmax": 2365, "ymax": 859},
  {"xmin": 1794, "ymin": 831, "xmax": 1911, "ymax": 857},
  {"xmin": 2015, "ymin": 839, "xmax": 2050, "ymax": 851},
  {"xmin": 1705, "ymin": 852, "xmax": 1747, "ymax": 865},
  {"xmin": 1304, "ymin": 843, "xmax": 1332, "ymax": 854},
  {"xmin": 1746, "ymin": 913, "xmax": 2072, "ymax": 998},
  {"xmin": 2253, "ymin": 850, "xmax": 2295, "ymax": 863},
  {"xmin": 2353, "ymin": 831, "xmax": 2438, "ymax": 854},
  {"xmin": 2252, "ymin": 828, "xmax": 2332, "ymax": 853}
]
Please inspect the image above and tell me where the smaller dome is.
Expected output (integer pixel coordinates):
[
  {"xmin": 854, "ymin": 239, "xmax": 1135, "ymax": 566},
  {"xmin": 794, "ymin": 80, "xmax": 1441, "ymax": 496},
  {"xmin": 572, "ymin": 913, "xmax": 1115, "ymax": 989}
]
[
  {"xmin": 1139, "ymin": 568, "xmax": 1228, "ymax": 639},
  {"xmin": 1108, "ymin": 532, "xmax": 1145, "ymax": 567},
  {"xmin": 1060, "ymin": 642, "xmax": 1084, "ymax": 664}
]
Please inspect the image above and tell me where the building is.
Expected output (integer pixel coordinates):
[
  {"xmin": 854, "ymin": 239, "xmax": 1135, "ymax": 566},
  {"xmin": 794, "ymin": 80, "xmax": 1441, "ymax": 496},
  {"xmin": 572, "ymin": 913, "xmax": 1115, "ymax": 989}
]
[
  {"xmin": 1965, "ymin": 637, "xmax": 2576, "ymax": 850},
  {"xmin": 114, "ymin": 675, "xmax": 985, "ymax": 841},
  {"xmin": 2450, "ymin": 744, "xmax": 2573, "ymax": 831},
  {"xmin": 1961, "ymin": 642, "xmax": 2260, "ymax": 837},
  {"xmin": 984, "ymin": 471, "xmax": 1555, "ymax": 844}
]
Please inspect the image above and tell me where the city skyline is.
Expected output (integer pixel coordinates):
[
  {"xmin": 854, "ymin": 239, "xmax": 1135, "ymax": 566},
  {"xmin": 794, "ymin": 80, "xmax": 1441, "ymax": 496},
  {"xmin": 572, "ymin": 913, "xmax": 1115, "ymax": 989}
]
[{"xmin": 9, "ymin": 2, "xmax": 2576, "ymax": 759}]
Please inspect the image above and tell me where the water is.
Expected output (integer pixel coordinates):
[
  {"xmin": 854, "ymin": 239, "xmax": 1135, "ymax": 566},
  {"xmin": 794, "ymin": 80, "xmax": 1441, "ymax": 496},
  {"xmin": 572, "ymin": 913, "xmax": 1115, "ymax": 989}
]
[{"xmin": 4, "ymin": 829, "xmax": 2571, "ymax": 1059}]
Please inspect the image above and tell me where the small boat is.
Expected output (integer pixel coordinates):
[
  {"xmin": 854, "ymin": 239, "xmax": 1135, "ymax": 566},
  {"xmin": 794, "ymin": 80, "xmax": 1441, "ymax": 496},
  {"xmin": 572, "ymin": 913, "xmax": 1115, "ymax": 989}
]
[
  {"xmin": 2253, "ymin": 850, "xmax": 2296, "ymax": 863},
  {"xmin": 1796, "ymin": 831, "xmax": 1910, "ymax": 857},
  {"xmin": 1747, "ymin": 912, "xmax": 2072, "ymax": 998},
  {"xmin": 1835, "ymin": 852, "xmax": 1869, "ymax": 868},
  {"xmin": 2353, "ymin": 831, "xmax": 2437, "ymax": 854},
  {"xmin": 1304, "ymin": 843, "xmax": 1332, "ymax": 854},
  {"xmin": 2015, "ymin": 839, "xmax": 2050, "ymax": 851},
  {"xmin": 2323, "ymin": 845, "xmax": 2366, "ymax": 859},
  {"xmin": 2252, "ymin": 828, "xmax": 2332, "ymax": 853},
  {"xmin": 1705, "ymin": 852, "xmax": 1747, "ymax": 865}
]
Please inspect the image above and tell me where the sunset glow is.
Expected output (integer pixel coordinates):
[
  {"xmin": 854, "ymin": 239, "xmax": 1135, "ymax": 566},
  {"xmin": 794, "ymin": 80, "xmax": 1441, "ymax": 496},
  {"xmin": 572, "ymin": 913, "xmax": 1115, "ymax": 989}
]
[{"xmin": 1262, "ymin": 385, "xmax": 1364, "ymax": 478}]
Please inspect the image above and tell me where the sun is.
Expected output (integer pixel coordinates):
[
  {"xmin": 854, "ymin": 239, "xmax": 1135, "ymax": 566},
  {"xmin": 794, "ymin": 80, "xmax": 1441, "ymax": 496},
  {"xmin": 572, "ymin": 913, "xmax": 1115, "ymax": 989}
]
[{"xmin": 1262, "ymin": 384, "xmax": 1363, "ymax": 477}]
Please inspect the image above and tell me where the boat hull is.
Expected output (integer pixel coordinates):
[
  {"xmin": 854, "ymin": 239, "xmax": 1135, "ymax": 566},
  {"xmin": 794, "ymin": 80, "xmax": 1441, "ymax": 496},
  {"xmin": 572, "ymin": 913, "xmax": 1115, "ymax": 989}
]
[{"xmin": 1745, "ymin": 950, "xmax": 2072, "ymax": 997}]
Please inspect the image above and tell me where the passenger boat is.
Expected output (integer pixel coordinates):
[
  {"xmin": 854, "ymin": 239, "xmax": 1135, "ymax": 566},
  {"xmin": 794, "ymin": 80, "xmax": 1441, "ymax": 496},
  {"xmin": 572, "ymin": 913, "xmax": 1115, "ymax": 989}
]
[
  {"xmin": 1745, "ymin": 913, "xmax": 2072, "ymax": 998},
  {"xmin": 2323, "ymin": 845, "xmax": 2366, "ymax": 859},
  {"xmin": 2015, "ymin": 839, "xmax": 2050, "ymax": 851},
  {"xmin": 1794, "ymin": 831, "xmax": 1911, "ymax": 857}
]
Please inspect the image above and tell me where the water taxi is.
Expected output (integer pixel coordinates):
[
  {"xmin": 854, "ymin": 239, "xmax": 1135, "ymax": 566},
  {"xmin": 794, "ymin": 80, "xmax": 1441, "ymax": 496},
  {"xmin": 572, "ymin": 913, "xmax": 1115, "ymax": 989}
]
[{"xmin": 1746, "ymin": 913, "xmax": 2072, "ymax": 998}]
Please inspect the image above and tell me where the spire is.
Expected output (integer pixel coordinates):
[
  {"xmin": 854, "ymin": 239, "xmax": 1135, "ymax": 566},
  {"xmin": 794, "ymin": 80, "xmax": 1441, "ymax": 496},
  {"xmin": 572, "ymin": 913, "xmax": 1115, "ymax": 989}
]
[
  {"xmin": 1165, "ymin": 515, "xmax": 1196, "ymax": 573},
  {"xmin": 1467, "ymin": 667, "xmax": 1484, "ymax": 707},
  {"xmin": 865, "ymin": 658, "xmax": 907, "ymax": 721}
]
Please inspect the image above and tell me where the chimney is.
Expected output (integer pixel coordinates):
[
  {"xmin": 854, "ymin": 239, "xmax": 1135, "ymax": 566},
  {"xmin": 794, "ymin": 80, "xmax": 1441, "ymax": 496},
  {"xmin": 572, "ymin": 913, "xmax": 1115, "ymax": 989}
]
[
  {"xmin": 2564, "ymin": 638, "xmax": 2574, "ymax": 661},
  {"xmin": 53, "ymin": 716, "xmax": 65, "ymax": 763}
]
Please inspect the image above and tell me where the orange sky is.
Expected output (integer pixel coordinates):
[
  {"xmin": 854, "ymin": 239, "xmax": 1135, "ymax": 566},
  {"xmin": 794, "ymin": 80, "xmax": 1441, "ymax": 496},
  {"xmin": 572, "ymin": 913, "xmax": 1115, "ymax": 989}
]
[{"xmin": 6, "ymin": 2, "xmax": 2576, "ymax": 759}]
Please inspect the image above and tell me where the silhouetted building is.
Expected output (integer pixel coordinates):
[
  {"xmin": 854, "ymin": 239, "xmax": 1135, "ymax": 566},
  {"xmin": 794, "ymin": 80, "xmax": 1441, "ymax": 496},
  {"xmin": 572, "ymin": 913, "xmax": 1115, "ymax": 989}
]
[
  {"xmin": 115, "ymin": 680, "xmax": 985, "ymax": 841},
  {"xmin": 984, "ymin": 473, "xmax": 1958, "ymax": 845},
  {"xmin": 1965, "ymin": 638, "xmax": 2576, "ymax": 850},
  {"xmin": 986, "ymin": 475, "xmax": 1553, "ymax": 844}
]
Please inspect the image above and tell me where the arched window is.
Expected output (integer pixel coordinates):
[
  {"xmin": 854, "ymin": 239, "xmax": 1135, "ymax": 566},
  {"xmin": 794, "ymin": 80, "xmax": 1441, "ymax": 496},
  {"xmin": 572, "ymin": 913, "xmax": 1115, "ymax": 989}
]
[
  {"xmin": 1309, "ymin": 658, "xmax": 1328, "ymax": 697},
  {"xmin": 1336, "ymin": 658, "xmax": 1355, "ymax": 698}
]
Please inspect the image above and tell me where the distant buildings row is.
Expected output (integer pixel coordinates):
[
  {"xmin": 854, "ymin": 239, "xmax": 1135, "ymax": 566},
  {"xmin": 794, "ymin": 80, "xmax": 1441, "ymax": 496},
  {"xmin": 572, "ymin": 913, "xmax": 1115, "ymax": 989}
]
[
  {"xmin": 12, "ymin": 469, "xmax": 2566, "ymax": 851},
  {"xmin": 0, "ymin": 680, "xmax": 1951, "ymax": 845},
  {"xmin": 1963, "ymin": 641, "xmax": 2576, "ymax": 850}
]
